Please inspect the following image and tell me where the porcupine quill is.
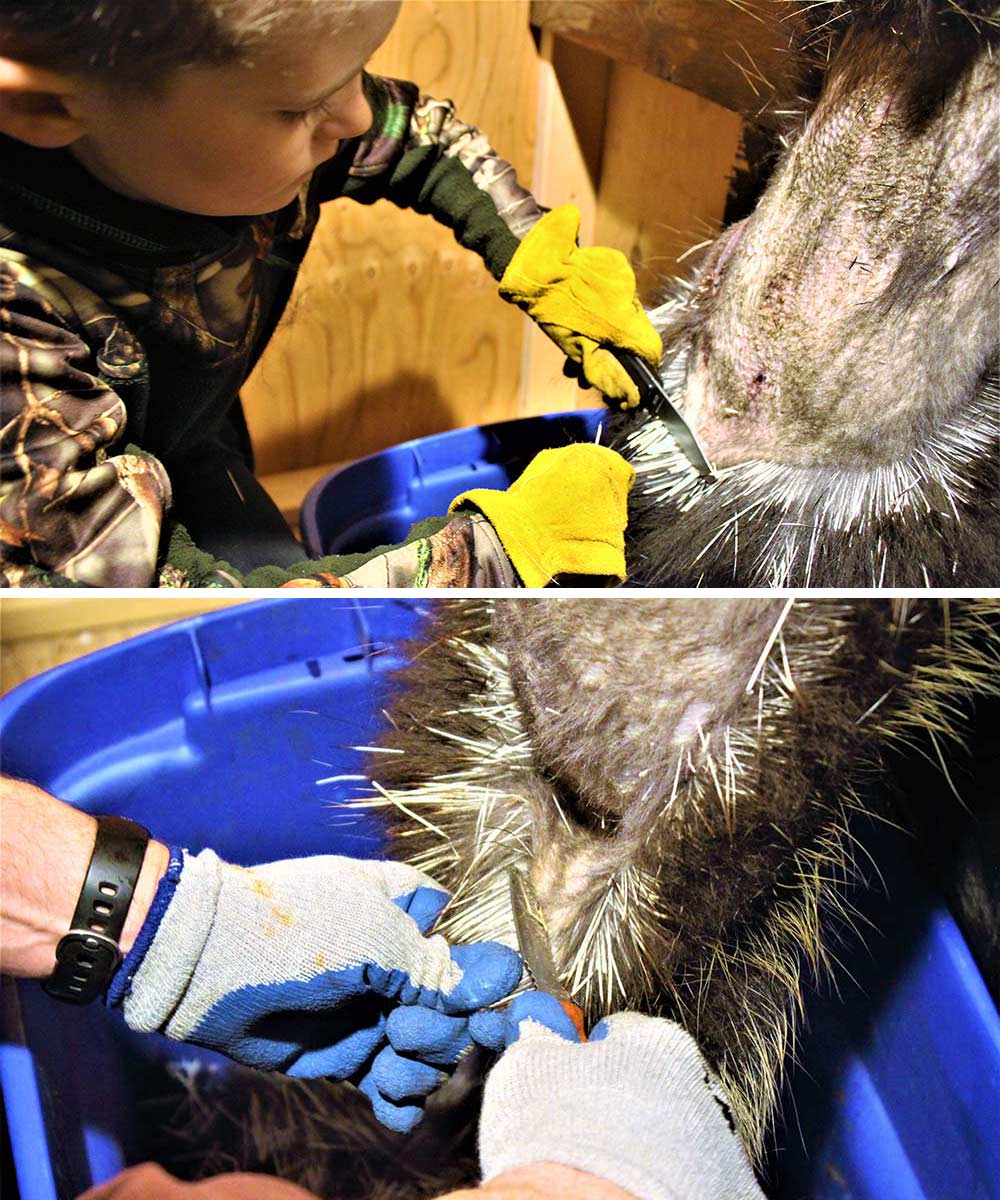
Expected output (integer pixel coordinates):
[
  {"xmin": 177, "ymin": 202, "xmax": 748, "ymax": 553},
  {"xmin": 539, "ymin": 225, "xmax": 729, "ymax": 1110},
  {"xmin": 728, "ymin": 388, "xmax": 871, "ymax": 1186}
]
[
  {"xmin": 612, "ymin": 0, "xmax": 999, "ymax": 588},
  {"xmin": 618, "ymin": 365, "xmax": 999, "ymax": 588},
  {"xmin": 358, "ymin": 598, "xmax": 1000, "ymax": 1161}
]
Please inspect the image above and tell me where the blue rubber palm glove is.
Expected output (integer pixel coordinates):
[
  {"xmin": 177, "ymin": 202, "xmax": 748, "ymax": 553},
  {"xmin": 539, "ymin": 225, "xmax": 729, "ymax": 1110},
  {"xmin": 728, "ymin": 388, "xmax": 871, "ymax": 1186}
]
[
  {"xmin": 107, "ymin": 849, "xmax": 521, "ymax": 1132},
  {"xmin": 470, "ymin": 989, "xmax": 583, "ymax": 1050}
]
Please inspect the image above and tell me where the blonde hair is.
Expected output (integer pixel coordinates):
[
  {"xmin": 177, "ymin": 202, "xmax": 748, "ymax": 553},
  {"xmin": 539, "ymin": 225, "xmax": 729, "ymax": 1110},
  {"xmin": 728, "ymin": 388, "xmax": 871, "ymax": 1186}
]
[{"xmin": 0, "ymin": 0, "xmax": 360, "ymax": 86}]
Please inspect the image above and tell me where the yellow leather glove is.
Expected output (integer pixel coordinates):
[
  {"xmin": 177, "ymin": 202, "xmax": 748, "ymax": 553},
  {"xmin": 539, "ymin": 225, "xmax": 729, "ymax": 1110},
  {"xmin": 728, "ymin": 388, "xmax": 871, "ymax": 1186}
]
[
  {"xmin": 449, "ymin": 443, "xmax": 635, "ymax": 588},
  {"xmin": 499, "ymin": 204, "xmax": 662, "ymax": 408}
]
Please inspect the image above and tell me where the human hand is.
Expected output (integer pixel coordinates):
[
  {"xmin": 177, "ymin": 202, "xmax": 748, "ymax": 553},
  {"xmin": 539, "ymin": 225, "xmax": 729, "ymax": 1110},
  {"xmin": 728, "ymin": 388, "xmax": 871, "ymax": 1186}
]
[
  {"xmin": 108, "ymin": 851, "xmax": 521, "ymax": 1131},
  {"xmin": 499, "ymin": 204, "xmax": 662, "ymax": 408},
  {"xmin": 448, "ymin": 443, "xmax": 635, "ymax": 588},
  {"xmin": 472, "ymin": 993, "xmax": 766, "ymax": 1200}
]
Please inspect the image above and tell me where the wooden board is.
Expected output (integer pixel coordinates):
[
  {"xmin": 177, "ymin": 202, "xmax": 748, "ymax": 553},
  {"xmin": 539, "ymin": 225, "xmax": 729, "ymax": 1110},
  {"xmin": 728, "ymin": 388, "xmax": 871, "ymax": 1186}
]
[
  {"xmin": 519, "ymin": 30, "xmax": 614, "ymax": 417},
  {"xmin": 531, "ymin": 0, "xmax": 808, "ymax": 123},
  {"xmin": 595, "ymin": 62, "xmax": 744, "ymax": 303},
  {"xmin": 521, "ymin": 31, "xmax": 742, "ymax": 408}
]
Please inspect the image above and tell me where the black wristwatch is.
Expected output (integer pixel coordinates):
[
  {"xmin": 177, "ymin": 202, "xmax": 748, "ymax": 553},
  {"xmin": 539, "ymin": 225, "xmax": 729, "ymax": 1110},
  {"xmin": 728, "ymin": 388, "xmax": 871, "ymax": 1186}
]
[{"xmin": 42, "ymin": 814, "xmax": 150, "ymax": 1005}]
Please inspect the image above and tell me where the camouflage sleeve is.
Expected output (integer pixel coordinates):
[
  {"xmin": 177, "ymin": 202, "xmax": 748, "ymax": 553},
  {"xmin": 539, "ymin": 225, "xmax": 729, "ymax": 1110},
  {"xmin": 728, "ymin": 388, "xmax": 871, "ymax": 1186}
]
[
  {"xmin": 273, "ymin": 512, "xmax": 519, "ymax": 589},
  {"xmin": 0, "ymin": 250, "xmax": 527, "ymax": 589},
  {"xmin": 0, "ymin": 251, "xmax": 171, "ymax": 588},
  {"xmin": 319, "ymin": 73, "xmax": 545, "ymax": 279}
]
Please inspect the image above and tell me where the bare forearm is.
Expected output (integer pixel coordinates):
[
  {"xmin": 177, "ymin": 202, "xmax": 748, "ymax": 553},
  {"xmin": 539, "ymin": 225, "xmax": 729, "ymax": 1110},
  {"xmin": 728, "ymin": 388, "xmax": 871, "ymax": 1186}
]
[
  {"xmin": 78, "ymin": 1162, "xmax": 320, "ymax": 1199},
  {"xmin": 0, "ymin": 776, "xmax": 169, "ymax": 978}
]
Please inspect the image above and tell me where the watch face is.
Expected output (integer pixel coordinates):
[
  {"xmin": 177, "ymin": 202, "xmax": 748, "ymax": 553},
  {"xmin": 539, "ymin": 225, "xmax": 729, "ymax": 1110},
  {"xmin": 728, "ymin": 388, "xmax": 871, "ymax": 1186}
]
[{"xmin": 43, "ymin": 931, "xmax": 122, "ymax": 1005}]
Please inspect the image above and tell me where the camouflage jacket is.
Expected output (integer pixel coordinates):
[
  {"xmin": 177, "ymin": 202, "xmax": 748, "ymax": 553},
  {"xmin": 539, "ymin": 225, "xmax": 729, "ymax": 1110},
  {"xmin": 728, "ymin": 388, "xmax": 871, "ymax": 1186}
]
[{"xmin": 0, "ymin": 75, "xmax": 543, "ymax": 587}]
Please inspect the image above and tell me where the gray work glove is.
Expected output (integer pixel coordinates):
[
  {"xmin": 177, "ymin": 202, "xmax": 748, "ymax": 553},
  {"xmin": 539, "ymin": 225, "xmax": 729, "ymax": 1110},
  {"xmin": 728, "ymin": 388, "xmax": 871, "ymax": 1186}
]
[
  {"xmin": 109, "ymin": 850, "xmax": 521, "ymax": 1132},
  {"xmin": 471, "ymin": 993, "xmax": 766, "ymax": 1200}
]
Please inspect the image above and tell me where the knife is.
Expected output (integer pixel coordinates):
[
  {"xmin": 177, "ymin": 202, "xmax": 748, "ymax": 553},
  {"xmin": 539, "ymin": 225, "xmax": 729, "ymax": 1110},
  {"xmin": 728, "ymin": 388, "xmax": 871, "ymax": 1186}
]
[
  {"xmin": 610, "ymin": 349, "xmax": 717, "ymax": 481},
  {"xmin": 508, "ymin": 869, "xmax": 588, "ymax": 1041}
]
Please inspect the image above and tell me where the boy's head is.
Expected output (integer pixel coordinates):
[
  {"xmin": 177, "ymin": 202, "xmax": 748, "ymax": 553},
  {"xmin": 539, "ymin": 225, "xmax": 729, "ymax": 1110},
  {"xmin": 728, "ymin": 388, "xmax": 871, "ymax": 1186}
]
[{"xmin": 0, "ymin": 0, "xmax": 400, "ymax": 217}]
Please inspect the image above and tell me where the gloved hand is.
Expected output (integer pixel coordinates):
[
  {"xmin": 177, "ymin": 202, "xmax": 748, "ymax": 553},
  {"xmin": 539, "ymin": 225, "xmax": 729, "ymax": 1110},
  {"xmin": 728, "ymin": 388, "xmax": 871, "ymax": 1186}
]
[
  {"xmin": 499, "ymin": 204, "xmax": 662, "ymax": 408},
  {"xmin": 471, "ymin": 992, "xmax": 766, "ymax": 1200},
  {"xmin": 449, "ymin": 442, "xmax": 635, "ymax": 588},
  {"xmin": 108, "ymin": 850, "xmax": 521, "ymax": 1132}
]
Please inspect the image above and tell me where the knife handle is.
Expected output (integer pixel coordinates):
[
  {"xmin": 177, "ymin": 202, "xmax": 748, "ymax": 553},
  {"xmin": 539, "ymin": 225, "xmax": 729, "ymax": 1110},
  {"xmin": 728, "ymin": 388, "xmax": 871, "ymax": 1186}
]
[
  {"xmin": 608, "ymin": 349, "xmax": 648, "ymax": 408},
  {"xmin": 560, "ymin": 998, "xmax": 589, "ymax": 1042}
]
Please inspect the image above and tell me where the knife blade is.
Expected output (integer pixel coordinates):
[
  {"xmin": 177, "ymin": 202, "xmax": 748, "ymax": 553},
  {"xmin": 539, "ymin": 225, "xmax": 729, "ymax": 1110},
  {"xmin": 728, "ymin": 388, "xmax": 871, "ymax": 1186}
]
[
  {"xmin": 611, "ymin": 349, "xmax": 717, "ymax": 481},
  {"xmin": 508, "ymin": 869, "xmax": 588, "ymax": 1041}
]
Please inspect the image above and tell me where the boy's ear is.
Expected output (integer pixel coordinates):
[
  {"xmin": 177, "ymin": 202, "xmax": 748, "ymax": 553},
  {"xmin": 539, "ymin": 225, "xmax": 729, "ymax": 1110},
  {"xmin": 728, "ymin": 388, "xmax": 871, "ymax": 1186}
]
[{"xmin": 0, "ymin": 57, "xmax": 86, "ymax": 147}]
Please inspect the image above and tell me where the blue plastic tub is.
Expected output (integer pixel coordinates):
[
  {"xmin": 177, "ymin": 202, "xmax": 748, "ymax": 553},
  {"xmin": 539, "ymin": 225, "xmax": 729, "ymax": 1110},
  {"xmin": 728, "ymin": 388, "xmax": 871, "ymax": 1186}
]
[
  {"xmin": 299, "ymin": 409, "xmax": 605, "ymax": 557},
  {"xmin": 1, "ymin": 598, "xmax": 997, "ymax": 1200}
]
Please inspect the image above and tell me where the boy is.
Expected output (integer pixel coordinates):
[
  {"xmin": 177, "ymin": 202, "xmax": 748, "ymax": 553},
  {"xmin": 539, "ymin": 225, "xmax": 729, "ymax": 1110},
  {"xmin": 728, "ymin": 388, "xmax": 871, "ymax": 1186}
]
[{"xmin": 0, "ymin": 0, "xmax": 661, "ymax": 587}]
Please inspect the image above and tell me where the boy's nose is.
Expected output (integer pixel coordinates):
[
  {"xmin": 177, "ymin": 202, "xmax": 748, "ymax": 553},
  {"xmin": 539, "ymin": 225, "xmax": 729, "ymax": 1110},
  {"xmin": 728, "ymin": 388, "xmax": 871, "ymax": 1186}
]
[
  {"xmin": 340, "ymin": 81, "xmax": 373, "ymax": 139},
  {"xmin": 317, "ymin": 76, "xmax": 371, "ymax": 146}
]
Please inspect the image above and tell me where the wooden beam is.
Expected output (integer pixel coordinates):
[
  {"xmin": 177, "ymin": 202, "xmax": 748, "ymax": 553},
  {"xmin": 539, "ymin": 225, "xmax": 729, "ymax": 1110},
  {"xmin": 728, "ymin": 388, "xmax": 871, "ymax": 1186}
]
[{"xmin": 530, "ymin": 1, "xmax": 809, "ymax": 124}]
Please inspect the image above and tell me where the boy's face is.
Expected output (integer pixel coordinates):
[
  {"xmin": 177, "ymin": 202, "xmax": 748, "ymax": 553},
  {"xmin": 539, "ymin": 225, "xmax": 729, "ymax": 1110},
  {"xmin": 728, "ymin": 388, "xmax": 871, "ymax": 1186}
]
[{"xmin": 64, "ymin": 1, "xmax": 401, "ymax": 217}]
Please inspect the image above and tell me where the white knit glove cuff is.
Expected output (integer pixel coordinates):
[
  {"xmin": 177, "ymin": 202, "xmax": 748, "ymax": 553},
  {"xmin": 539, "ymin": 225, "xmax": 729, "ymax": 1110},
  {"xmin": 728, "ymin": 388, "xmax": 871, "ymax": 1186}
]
[
  {"xmin": 120, "ymin": 846, "xmax": 223, "ymax": 1033},
  {"xmin": 119, "ymin": 849, "xmax": 465, "ymax": 1041},
  {"xmin": 479, "ymin": 1013, "xmax": 765, "ymax": 1200}
]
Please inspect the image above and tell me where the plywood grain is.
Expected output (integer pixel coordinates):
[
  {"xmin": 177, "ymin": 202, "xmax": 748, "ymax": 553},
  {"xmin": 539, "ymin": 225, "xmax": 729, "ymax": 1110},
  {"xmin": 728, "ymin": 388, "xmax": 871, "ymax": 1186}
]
[{"xmin": 596, "ymin": 62, "xmax": 744, "ymax": 303}]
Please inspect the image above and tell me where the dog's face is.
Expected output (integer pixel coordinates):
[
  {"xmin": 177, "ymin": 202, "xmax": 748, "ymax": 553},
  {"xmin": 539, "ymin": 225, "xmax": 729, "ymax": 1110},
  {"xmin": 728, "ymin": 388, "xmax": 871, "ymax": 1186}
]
[
  {"xmin": 616, "ymin": 3, "xmax": 999, "ymax": 586},
  {"xmin": 369, "ymin": 598, "xmax": 999, "ymax": 1152}
]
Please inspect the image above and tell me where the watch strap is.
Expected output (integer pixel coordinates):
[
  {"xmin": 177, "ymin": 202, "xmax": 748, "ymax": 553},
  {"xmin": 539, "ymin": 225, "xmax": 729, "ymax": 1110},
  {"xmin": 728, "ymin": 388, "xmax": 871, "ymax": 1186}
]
[{"xmin": 42, "ymin": 815, "xmax": 150, "ymax": 1005}]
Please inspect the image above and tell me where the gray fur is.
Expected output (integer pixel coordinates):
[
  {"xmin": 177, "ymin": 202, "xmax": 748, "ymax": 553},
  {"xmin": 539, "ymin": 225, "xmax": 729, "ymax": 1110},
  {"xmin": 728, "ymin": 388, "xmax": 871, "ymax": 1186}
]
[
  {"xmin": 615, "ymin": 5, "xmax": 999, "ymax": 586},
  {"xmin": 368, "ymin": 598, "xmax": 1000, "ymax": 1159}
]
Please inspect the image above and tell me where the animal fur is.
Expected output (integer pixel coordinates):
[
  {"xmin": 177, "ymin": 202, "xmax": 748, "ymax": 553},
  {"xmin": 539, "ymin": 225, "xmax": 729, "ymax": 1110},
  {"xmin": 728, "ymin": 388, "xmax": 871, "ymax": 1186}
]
[
  {"xmin": 363, "ymin": 598, "xmax": 1000, "ymax": 1163},
  {"xmin": 136, "ymin": 1057, "xmax": 483, "ymax": 1200},
  {"xmin": 614, "ymin": 0, "xmax": 1000, "ymax": 586},
  {"xmin": 148, "ymin": 0, "xmax": 1000, "ymax": 1190}
]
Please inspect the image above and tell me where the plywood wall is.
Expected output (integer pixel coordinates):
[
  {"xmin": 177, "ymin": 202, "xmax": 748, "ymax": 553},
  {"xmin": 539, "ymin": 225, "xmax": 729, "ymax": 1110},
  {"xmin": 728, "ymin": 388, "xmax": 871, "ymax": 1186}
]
[
  {"xmin": 243, "ymin": 0, "xmax": 744, "ymax": 518},
  {"xmin": 0, "ymin": 599, "xmax": 254, "ymax": 695},
  {"xmin": 595, "ymin": 62, "xmax": 743, "ymax": 304}
]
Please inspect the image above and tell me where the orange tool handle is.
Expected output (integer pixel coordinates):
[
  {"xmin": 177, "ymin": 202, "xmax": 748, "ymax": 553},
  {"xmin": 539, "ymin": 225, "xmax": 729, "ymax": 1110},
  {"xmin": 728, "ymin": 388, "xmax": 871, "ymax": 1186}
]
[{"xmin": 561, "ymin": 998, "xmax": 588, "ymax": 1042}]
